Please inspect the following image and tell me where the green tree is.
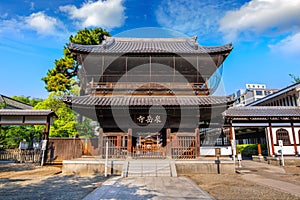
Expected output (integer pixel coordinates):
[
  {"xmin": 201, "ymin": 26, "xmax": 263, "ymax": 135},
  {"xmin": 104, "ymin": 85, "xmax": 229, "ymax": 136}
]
[
  {"xmin": 11, "ymin": 96, "xmax": 43, "ymax": 107},
  {"xmin": 0, "ymin": 126, "xmax": 39, "ymax": 149},
  {"xmin": 34, "ymin": 92, "xmax": 77, "ymax": 138},
  {"xmin": 42, "ymin": 27, "xmax": 110, "ymax": 92},
  {"xmin": 289, "ymin": 74, "xmax": 300, "ymax": 83}
]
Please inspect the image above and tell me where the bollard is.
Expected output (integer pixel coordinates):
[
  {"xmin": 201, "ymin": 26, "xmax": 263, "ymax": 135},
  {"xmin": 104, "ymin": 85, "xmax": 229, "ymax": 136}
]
[
  {"xmin": 215, "ymin": 148, "xmax": 221, "ymax": 174},
  {"xmin": 237, "ymin": 153, "xmax": 242, "ymax": 168}
]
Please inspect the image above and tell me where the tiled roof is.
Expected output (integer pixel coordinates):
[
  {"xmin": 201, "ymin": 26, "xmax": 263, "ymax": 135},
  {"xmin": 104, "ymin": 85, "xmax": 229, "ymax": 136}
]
[
  {"xmin": 223, "ymin": 106, "xmax": 300, "ymax": 118},
  {"xmin": 247, "ymin": 82, "xmax": 300, "ymax": 106},
  {"xmin": 63, "ymin": 95, "xmax": 235, "ymax": 107},
  {"xmin": 68, "ymin": 37, "xmax": 233, "ymax": 54},
  {"xmin": 0, "ymin": 94, "xmax": 33, "ymax": 110},
  {"xmin": 0, "ymin": 109, "xmax": 57, "ymax": 117}
]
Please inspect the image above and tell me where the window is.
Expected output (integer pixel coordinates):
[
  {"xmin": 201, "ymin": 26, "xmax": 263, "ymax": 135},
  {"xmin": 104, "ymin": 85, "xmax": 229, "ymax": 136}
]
[
  {"xmin": 255, "ymin": 90, "xmax": 263, "ymax": 95},
  {"xmin": 276, "ymin": 128, "xmax": 290, "ymax": 145}
]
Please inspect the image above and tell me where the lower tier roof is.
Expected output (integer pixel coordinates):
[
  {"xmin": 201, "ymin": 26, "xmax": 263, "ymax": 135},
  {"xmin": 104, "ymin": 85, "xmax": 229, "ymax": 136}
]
[{"xmin": 63, "ymin": 95, "xmax": 235, "ymax": 107}]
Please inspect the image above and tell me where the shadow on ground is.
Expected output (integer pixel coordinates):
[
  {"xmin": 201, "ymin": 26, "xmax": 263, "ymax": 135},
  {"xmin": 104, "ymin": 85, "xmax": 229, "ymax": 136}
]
[{"xmin": 0, "ymin": 173, "xmax": 108, "ymax": 200}]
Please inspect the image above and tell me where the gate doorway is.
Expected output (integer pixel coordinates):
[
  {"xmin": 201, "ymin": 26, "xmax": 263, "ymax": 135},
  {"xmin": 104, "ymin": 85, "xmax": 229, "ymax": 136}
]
[{"xmin": 132, "ymin": 132, "xmax": 166, "ymax": 159}]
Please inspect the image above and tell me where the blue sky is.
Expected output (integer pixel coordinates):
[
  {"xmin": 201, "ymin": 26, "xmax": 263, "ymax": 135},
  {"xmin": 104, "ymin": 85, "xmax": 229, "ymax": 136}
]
[{"xmin": 0, "ymin": 0, "xmax": 300, "ymax": 98}]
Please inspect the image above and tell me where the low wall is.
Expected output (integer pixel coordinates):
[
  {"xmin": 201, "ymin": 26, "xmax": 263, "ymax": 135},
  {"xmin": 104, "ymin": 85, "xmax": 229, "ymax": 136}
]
[
  {"xmin": 252, "ymin": 156, "xmax": 300, "ymax": 166},
  {"xmin": 62, "ymin": 159, "xmax": 123, "ymax": 176},
  {"xmin": 175, "ymin": 160, "xmax": 235, "ymax": 174}
]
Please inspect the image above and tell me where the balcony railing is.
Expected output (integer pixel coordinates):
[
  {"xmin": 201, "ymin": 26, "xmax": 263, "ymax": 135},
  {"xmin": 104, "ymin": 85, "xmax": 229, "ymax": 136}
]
[{"xmin": 88, "ymin": 82, "xmax": 210, "ymax": 95}]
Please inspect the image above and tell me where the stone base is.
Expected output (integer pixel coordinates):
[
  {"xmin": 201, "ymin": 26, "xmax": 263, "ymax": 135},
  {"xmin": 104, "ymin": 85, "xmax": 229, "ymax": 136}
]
[
  {"xmin": 62, "ymin": 157, "xmax": 236, "ymax": 176},
  {"xmin": 62, "ymin": 158, "xmax": 124, "ymax": 176},
  {"xmin": 175, "ymin": 160, "xmax": 235, "ymax": 174}
]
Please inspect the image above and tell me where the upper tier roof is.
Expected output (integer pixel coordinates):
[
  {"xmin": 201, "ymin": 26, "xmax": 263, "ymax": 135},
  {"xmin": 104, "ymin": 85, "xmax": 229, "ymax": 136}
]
[{"xmin": 68, "ymin": 37, "xmax": 233, "ymax": 54}]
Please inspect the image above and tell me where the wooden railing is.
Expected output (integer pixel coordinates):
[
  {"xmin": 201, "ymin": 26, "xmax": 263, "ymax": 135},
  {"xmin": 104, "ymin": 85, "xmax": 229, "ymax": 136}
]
[{"xmin": 89, "ymin": 82, "xmax": 209, "ymax": 95}]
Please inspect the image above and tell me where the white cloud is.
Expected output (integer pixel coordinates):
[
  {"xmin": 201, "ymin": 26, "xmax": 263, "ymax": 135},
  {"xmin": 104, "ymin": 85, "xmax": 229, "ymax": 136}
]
[
  {"xmin": 25, "ymin": 12, "xmax": 64, "ymax": 35},
  {"xmin": 155, "ymin": 0, "xmax": 240, "ymax": 40},
  {"xmin": 219, "ymin": 0, "xmax": 300, "ymax": 41},
  {"xmin": 59, "ymin": 0, "xmax": 126, "ymax": 29},
  {"xmin": 269, "ymin": 32, "xmax": 300, "ymax": 58}
]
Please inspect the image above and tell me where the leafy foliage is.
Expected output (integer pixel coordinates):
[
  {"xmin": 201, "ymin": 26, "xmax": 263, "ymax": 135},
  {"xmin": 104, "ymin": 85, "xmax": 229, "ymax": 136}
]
[
  {"xmin": 42, "ymin": 27, "xmax": 110, "ymax": 92},
  {"xmin": 34, "ymin": 92, "xmax": 77, "ymax": 138},
  {"xmin": 11, "ymin": 96, "xmax": 43, "ymax": 107},
  {"xmin": 0, "ymin": 126, "xmax": 40, "ymax": 149},
  {"xmin": 289, "ymin": 74, "xmax": 300, "ymax": 83},
  {"xmin": 236, "ymin": 144, "xmax": 267, "ymax": 157}
]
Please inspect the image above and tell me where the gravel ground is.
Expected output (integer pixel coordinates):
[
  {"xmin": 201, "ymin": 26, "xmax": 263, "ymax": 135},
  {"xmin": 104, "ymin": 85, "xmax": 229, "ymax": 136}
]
[
  {"xmin": 187, "ymin": 173, "xmax": 299, "ymax": 200},
  {"xmin": 0, "ymin": 162, "xmax": 107, "ymax": 200}
]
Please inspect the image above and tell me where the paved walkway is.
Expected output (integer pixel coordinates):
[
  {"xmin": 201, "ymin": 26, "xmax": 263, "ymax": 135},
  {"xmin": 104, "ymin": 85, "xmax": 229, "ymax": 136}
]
[
  {"xmin": 83, "ymin": 176, "xmax": 215, "ymax": 200},
  {"xmin": 238, "ymin": 160, "xmax": 300, "ymax": 197}
]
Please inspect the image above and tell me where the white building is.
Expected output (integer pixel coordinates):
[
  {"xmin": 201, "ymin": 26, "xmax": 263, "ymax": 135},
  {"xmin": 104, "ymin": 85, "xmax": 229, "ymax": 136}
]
[{"xmin": 234, "ymin": 84, "xmax": 278, "ymax": 106}]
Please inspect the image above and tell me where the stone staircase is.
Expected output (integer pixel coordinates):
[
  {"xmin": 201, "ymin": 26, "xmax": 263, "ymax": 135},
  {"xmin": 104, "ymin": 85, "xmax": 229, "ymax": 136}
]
[{"xmin": 122, "ymin": 159, "xmax": 177, "ymax": 177}]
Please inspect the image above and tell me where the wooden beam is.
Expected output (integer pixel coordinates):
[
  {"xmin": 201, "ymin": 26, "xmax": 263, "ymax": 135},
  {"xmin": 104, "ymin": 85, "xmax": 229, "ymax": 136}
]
[
  {"xmin": 195, "ymin": 128, "xmax": 200, "ymax": 157},
  {"xmin": 268, "ymin": 122, "xmax": 275, "ymax": 156},
  {"xmin": 166, "ymin": 128, "xmax": 171, "ymax": 158},
  {"xmin": 291, "ymin": 121, "xmax": 298, "ymax": 155},
  {"xmin": 98, "ymin": 128, "xmax": 103, "ymax": 158},
  {"xmin": 127, "ymin": 128, "xmax": 132, "ymax": 157}
]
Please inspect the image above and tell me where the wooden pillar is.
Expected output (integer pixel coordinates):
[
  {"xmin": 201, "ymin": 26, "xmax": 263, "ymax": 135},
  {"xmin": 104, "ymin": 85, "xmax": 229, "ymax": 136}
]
[
  {"xmin": 195, "ymin": 128, "xmax": 200, "ymax": 157},
  {"xmin": 268, "ymin": 123, "xmax": 275, "ymax": 156},
  {"xmin": 127, "ymin": 128, "xmax": 132, "ymax": 157},
  {"xmin": 166, "ymin": 128, "xmax": 171, "ymax": 158},
  {"xmin": 291, "ymin": 121, "xmax": 298, "ymax": 155},
  {"xmin": 117, "ymin": 136, "xmax": 122, "ymax": 148},
  {"xmin": 98, "ymin": 128, "xmax": 103, "ymax": 158},
  {"xmin": 257, "ymin": 137, "xmax": 262, "ymax": 156}
]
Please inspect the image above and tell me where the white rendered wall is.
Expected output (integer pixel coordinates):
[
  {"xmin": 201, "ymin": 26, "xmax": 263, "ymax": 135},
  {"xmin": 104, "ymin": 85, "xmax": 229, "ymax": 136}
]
[{"xmin": 200, "ymin": 146, "xmax": 232, "ymax": 156}]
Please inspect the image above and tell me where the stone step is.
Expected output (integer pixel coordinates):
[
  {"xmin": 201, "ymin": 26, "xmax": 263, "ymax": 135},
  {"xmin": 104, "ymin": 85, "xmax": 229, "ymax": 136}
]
[{"xmin": 126, "ymin": 160, "xmax": 172, "ymax": 177}]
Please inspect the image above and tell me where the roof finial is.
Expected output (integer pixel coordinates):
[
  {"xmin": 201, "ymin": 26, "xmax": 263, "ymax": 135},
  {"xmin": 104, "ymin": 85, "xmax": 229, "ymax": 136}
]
[{"xmin": 193, "ymin": 36, "xmax": 198, "ymax": 42}]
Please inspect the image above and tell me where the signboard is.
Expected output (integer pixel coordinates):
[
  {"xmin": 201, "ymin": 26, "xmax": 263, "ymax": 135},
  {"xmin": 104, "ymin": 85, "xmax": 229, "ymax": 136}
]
[
  {"xmin": 41, "ymin": 140, "xmax": 47, "ymax": 150},
  {"xmin": 19, "ymin": 142, "xmax": 28, "ymax": 150},
  {"xmin": 215, "ymin": 148, "xmax": 221, "ymax": 156},
  {"xmin": 33, "ymin": 142, "xmax": 40, "ymax": 149}
]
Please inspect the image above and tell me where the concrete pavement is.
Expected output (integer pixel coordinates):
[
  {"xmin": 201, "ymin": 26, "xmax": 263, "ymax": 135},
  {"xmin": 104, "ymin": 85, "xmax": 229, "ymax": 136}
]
[
  {"xmin": 83, "ymin": 176, "xmax": 215, "ymax": 200},
  {"xmin": 237, "ymin": 160, "xmax": 300, "ymax": 197}
]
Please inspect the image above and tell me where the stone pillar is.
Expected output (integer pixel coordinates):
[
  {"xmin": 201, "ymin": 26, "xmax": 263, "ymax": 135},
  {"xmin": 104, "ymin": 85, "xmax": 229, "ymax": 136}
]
[
  {"xmin": 195, "ymin": 128, "xmax": 200, "ymax": 157},
  {"xmin": 98, "ymin": 128, "xmax": 103, "ymax": 158},
  {"xmin": 166, "ymin": 128, "xmax": 171, "ymax": 158},
  {"xmin": 127, "ymin": 128, "xmax": 132, "ymax": 157}
]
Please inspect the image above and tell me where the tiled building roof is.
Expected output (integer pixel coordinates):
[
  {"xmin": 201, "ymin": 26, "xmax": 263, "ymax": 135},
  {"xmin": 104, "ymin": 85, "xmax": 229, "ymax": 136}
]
[
  {"xmin": 64, "ymin": 95, "xmax": 235, "ymax": 107},
  {"xmin": 0, "ymin": 109, "xmax": 57, "ymax": 117},
  {"xmin": 68, "ymin": 37, "xmax": 233, "ymax": 54},
  {"xmin": 223, "ymin": 106, "xmax": 300, "ymax": 118},
  {"xmin": 0, "ymin": 94, "xmax": 33, "ymax": 110}
]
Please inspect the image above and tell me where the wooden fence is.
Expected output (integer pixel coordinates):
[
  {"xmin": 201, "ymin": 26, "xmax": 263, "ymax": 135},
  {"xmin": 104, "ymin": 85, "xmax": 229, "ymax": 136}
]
[
  {"xmin": 0, "ymin": 149, "xmax": 41, "ymax": 163},
  {"xmin": 171, "ymin": 135, "xmax": 196, "ymax": 159}
]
